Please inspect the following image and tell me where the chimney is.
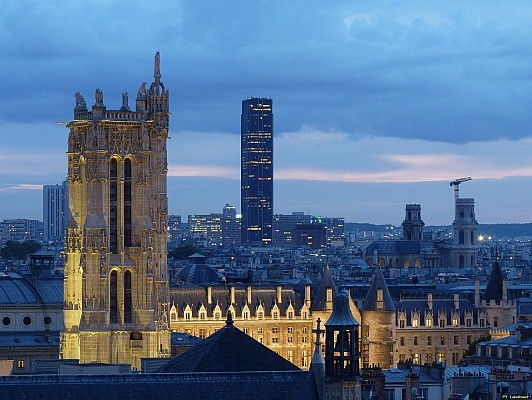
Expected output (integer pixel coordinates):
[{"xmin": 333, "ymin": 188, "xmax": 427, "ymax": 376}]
[
  {"xmin": 276, "ymin": 286, "xmax": 282, "ymax": 304},
  {"xmin": 502, "ymin": 280, "xmax": 508, "ymax": 302},
  {"xmin": 207, "ymin": 286, "xmax": 212, "ymax": 305},
  {"xmin": 247, "ymin": 286, "xmax": 252, "ymax": 304},
  {"xmin": 326, "ymin": 288, "xmax": 333, "ymax": 310},
  {"xmin": 428, "ymin": 293, "xmax": 433, "ymax": 310},
  {"xmin": 377, "ymin": 289, "xmax": 384, "ymax": 310},
  {"xmin": 405, "ymin": 370, "xmax": 420, "ymax": 400},
  {"xmin": 454, "ymin": 293, "xmax": 460, "ymax": 310},
  {"xmin": 305, "ymin": 285, "xmax": 311, "ymax": 309},
  {"xmin": 230, "ymin": 286, "xmax": 235, "ymax": 305},
  {"xmin": 475, "ymin": 278, "xmax": 480, "ymax": 307}
]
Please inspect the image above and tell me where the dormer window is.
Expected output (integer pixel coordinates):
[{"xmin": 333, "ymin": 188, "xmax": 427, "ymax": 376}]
[{"xmin": 426, "ymin": 318, "xmax": 432, "ymax": 328}]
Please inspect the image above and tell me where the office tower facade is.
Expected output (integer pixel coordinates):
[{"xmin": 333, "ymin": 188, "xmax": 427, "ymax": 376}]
[
  {"xmin": 61, "ymin": 53, "xmax": 171, "ymax": 369},
  {"xmin": 43, "ymin": 181, "xmax": 68, "ymax": 243},
  {"xmin": 0, "ymin": 219, "xmax": 42, "ymax": 244},
  {"xmin": 188, "ymin": 213, "xmax": 223, "ymax": 248},
  {"xmin": 241, "ymin": 98, "xmax": 273, "ymax": 245},
  {"xmin": 221, "ymin": 204, "xmax": 241, "ymax": 247},
  {"xmin": 167, "ymin": 215, "xmax": 182, "ymax": 250}
]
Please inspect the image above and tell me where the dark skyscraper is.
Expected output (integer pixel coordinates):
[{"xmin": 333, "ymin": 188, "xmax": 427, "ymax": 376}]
[{"xmin": 241, "ymin": 97, "xmax": 273, "ymax": 245}]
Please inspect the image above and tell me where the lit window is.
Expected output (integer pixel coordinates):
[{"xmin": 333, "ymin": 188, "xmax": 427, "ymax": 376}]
[
  {"xmin": 17, "ymin": 360, "xmax": 24, "ymax": 369},
  {"xmin": 452, "ymin": 318, "xmax": 459, "ymax": 327},
  {"xmin": 412, "ymin": 319, "xmax": 419, "ymax": 328},
  {"xmin": 426, "ymin": 319, "xmax": 432, "ymax": 328}
]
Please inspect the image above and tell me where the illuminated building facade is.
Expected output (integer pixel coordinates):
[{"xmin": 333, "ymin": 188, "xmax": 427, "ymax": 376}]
[
  {"xmin": 272, "ymin": 213, "xmax": 345, "ymax": 247},
  {"xmin": 169, "ymin": 285, "xmax": 313, "ymax": 369},
  {"xmin": 188, "ymin": 213, "xmax": 223, "ymax": 248},
  {"xmin": 43, "ymin": 181, "xmax": 68, "ymax": 243},
  {"xmin": 241, "ymin": 98, "xmax": 273, "ymax": 245},
  {"xmin": 60, "ymin": 53, "xmax": 171, "ymax": 370}
]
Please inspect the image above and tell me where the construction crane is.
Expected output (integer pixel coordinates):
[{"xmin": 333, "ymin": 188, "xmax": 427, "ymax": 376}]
[{"xmin": 450, "ymin": 177, "xmax": 472, "ymax": 201}]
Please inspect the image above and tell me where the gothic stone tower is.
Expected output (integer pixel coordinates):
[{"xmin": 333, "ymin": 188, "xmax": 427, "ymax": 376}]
[
  {"xmin": 361, "ymin": 268, "xmax": 396, "ymax": 369},
  {"xmin": 61, "ymin": 52, "xmax": 171, "ymax": 370}
]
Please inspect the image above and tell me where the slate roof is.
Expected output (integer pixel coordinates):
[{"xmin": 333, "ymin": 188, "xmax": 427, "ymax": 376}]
[
  {"xmin": 310, "ymin": 264, "xmax": 337, "ymax": 311},
  {"xmin": 383, "ymin": 368, "xmax": 441, "ymax": 385},
  {"xmin": 366, "ymin": 240, "xmax": 438, "ymax": 255},
  {"xmin": 363, "ymin": 268, "xmax": 395, "ymax": 312},
  {"xmin": 484, "ymin": 262, "xmax": 503, "ymax": 301},
  {"xmin": 159, "ymin": 318, "xmax": 300, "ymax": 373},
  {"xmin": 325, "ymin": 290, "xmax": 359, "ymax": 327},
  {"xmin": 0, "ymin": 372, "xmax": 319, "ymax": 400},
  {"xmin": 170, "ymin": 286, "xmax": 304, "ymax": 318},
  {"xmin": 177, "ymin": 264, "xmax": 220, "ymax": 284},
  {"xmin": 396, "ymin": 296, "xmax": 478, "ymax": 326},
  {"xmin": 0, "ymin": 273, "xmax": 63, "ymax": 305},
  {"xmin": 0, "ymin": 332, "xmax": 60, "ymax": 348}
]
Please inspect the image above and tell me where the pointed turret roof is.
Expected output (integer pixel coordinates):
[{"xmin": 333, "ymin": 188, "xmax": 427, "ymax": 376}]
[
  {"xmin": 159, "ymin": 315, "xmax": 299, "ymax": 373},
  {"xmin": 363, "ymin": 268, "xmax": 395, "ymax": 312},
  {"xmin": 310, "ymin": 263, "xmax": 337, "ymax": 311},
  {"xmin": 484, "ymin": 261, "xmax": 503, "ymax": 302}
]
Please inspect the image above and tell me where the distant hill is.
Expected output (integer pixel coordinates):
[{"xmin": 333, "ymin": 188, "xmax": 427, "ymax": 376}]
[{"xmin": 345, "ymin": 223, "xmax": 532, "ymax": 238}]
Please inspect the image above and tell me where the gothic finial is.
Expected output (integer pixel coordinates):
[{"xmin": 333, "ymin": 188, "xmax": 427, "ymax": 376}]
[
  {"xmin": 154, "ymin": 51, "xmax": 161, "ymax": 78},
  {"xmin": 226, "ymin": 310, "xmax": 234, "ymax": 326},
  {"xmin": 120, "ymin": 92, "xmax": 131, "ymax": 111}
]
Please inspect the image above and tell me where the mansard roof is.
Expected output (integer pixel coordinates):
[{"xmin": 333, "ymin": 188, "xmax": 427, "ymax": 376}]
[
  {"xmin": 159, "ymin": 318, "xmax": 300, "ymax": 373},
  {"xmin": 169, "ymin": 285, "xmax": 304, "ymax": 318},
  {"xmin": 363, "ymin": 268, "xmax": 395, "ymax": 312},
  {"xmin": 484, "ymin": 262, "xmax": 503, "ymax": 302},
  {"xmin": 310, "ymin": 264, "xmax": 337, "ymax": 311},
  {"xmin": 396, "ymin": 295, "xmax": 478, "ymax": 326}
]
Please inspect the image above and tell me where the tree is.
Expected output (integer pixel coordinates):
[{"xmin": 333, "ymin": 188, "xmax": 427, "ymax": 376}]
[
  {"xmin": 0, "ymin": 240, "xmax": 42, "ymax": 260},
  {"xmin": 463, "ymin": 335, "xmax": 491, "ymax": 357},
  {"xmin": 168, "ymin": 245, "xmax": 197, "ymax": 260}
]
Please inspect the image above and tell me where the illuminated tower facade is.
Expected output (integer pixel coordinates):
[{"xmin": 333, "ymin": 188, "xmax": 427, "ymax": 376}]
[
  {"xmin": 401, "ymin": 204, "xmax": 424, "ymax": 241},
  {"xmin": 452, "ymin": 198, "xmax": 479, "ymax": 268},
  {"xmin": 240, "ymin": 97, "xmax": 273, "ymax": 245},
  {"xmin": 61, "ymin": 53, "xmax": 171, "ymax": 370}
]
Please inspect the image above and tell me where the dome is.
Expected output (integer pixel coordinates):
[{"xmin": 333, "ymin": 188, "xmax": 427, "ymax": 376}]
[{"xmin": 177, "ymin": 264, "xmax": 220, "ymax": 285}]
